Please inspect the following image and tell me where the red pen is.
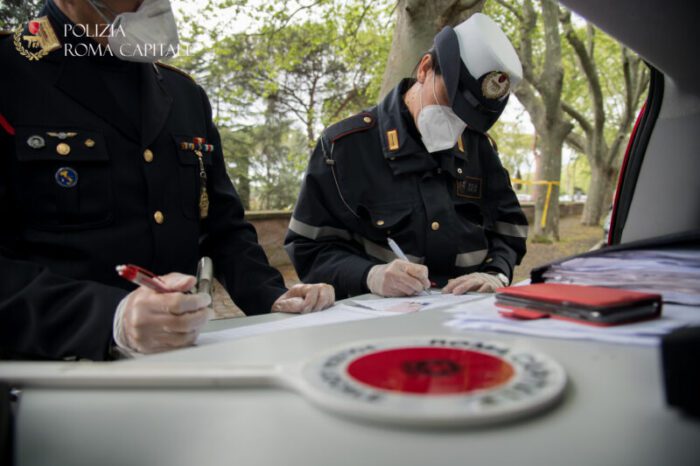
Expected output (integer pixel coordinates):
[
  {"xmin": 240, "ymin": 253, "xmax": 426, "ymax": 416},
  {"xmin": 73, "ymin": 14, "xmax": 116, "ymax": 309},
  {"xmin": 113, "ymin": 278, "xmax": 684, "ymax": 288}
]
[{"xmin": 116, "ymin": 264, "xmax": 174, "ymax": 293}]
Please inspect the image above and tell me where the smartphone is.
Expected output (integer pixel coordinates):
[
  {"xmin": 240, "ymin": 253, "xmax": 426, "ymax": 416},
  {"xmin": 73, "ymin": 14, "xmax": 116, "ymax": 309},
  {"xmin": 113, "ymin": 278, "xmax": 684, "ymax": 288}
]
[{"xmin": 495, "ymin": 295, "xmax": 661, "ymax": 326}]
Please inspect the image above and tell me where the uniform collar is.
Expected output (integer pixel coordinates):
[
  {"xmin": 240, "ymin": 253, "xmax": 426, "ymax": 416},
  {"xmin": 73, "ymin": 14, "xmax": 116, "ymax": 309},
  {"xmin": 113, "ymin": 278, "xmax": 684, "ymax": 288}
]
[
  {"xmin": 377, "ymin": 78, "xmax": 427, "ymax": 160},
  {"xmin": 377, "ymin": 79, "xmax": 470, "ymax": 175}
]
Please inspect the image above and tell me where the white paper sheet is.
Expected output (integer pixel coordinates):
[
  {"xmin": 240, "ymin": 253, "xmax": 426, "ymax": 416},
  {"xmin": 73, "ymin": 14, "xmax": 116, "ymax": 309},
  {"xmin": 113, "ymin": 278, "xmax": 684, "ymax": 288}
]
[
  {"xmin": 346, "ymin": 291, "xmax": 488, "ymax": 313},
  {"xmin": 197, "ymin": 304, "xmax": 400, "ymax": 346},
  {"xmin": 543, "ymin": 248, "xmax": 700, "ymax": 305},
  {"xmin": 444, "ymin": 296, "xmax": 700, "ymax": 346}
]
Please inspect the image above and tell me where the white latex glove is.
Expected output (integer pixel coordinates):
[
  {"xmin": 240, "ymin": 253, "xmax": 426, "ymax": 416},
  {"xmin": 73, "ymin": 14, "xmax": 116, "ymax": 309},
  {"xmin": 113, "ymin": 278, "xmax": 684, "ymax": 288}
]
[
  {"xmin": 113, "ymin": 273, "xmax": 212, "ymax": 354},
  {"xmin": 442, "ymin": 272, "xmax": 507, "ymax": 295},
  {"xmin": 366, "ymin": 259, "xmax": 431, "ymax": 297},
  {"xmin": 271, "ymin": 283, "xmax": 335, "ymax": 313}
]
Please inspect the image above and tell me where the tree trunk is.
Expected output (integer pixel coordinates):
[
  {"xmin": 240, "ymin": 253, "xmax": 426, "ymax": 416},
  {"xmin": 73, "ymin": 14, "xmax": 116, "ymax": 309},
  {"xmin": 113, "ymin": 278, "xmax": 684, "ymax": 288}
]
[
  {"xmin": 236, "ymin": 157, "xmax": 251, "ymax": 210},
  {"xmin": 533, "ymin": 126, "xmax": 567, "ymax": 240},
  {"xmin": 379, "ymin": 0, "xmax": 486, "ymax": 99},
  {"xmin": 581, "ymin": 163, "xmax": 615, "ymax": 225}
]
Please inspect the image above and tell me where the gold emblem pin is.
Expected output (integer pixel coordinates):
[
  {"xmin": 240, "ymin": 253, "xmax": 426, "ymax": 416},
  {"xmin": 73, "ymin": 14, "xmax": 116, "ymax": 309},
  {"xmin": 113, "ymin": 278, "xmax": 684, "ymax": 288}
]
[
  {"xmin": 457, "ymin": 135, "xmax": 465, "ymax": 153},
  {"xmin": 386, "ymin": 129, "xmax": 399, "ymax": 151},
  {"xmin": 84, "ymin": 139, "xmax": 96, "ymax": 148},
  {"xmin": 13, "ymin": 17, "xmax": 61, "ymax": 62},
  {"xmin": 56, "ymin": 143, "xmax": 71, "ymax": 156}
]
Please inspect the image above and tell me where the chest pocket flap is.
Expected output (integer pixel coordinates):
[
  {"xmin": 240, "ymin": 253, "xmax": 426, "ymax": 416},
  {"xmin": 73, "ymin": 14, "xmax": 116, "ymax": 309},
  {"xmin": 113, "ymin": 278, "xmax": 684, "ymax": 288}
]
[{"xmin": 13, "ymin": 127, "xmax": 113, "ymax": 230}]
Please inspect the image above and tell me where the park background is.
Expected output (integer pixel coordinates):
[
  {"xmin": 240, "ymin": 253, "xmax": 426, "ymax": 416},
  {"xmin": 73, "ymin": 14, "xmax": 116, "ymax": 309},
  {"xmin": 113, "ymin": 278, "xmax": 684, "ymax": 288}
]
[{"xmin": 1, "ymin": 0, "xmax": 647, "ymax": 315}]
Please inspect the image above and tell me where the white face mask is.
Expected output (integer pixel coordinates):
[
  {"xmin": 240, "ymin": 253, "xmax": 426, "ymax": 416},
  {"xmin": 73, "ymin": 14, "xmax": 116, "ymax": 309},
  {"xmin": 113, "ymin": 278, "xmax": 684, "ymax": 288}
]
[
  {"xmin": 416, "ymin": 73, "xmax": 467, "ymax": 153},
  {"xmin": 89, "ymin": 0, "xmax": 179, "ymax": 63}
]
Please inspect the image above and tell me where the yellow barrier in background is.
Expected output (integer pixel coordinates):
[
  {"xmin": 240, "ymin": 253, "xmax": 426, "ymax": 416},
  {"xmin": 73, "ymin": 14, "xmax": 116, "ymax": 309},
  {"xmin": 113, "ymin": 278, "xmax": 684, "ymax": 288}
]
[{"xmin": 511, "ymin": 178, "xmax": 561, "ymax": 229}]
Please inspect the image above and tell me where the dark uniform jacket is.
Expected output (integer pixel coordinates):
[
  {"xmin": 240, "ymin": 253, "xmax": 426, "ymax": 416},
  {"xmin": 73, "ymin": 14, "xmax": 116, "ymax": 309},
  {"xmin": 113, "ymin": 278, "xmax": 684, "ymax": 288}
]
[
  {"xmin": 285, "ymin": 79, "xmax": 528, "ymax": 298},
  {"xmin": 0, "ymin": 4, "xmax": 286, "ymax": 360}
]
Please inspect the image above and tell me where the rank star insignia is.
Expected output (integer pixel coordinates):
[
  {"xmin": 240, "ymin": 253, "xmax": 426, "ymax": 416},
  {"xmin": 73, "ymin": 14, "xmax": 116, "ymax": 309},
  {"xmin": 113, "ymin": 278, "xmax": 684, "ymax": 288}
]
[{"xmin": 13, "ymin": 17, "xmax": 61, "ymax": 62}]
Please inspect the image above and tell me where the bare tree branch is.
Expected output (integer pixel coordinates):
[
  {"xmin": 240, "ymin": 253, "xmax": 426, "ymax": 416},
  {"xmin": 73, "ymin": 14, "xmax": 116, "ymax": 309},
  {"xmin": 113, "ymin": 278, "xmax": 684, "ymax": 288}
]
[
  {"xmin": 539, "ymin": 0, "xmax": 565, "ymax": 107},
  {"xmin": 560, "ymin": 9, "xmax": 605, "ymax": 133},
  {"xmin": 562, "ymin": 102, "xmax": 593, "ymax": 135},
  {"xmin": 565, "ymin": 131, "xmax": 586, "ymax": 153}
]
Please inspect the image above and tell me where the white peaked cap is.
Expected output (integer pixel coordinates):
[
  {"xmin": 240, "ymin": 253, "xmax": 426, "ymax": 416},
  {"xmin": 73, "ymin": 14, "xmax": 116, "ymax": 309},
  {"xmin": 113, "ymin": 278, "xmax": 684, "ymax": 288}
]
[{"xmin": 453, "ymin": 13, "xmax": 523, "ymax": 86}]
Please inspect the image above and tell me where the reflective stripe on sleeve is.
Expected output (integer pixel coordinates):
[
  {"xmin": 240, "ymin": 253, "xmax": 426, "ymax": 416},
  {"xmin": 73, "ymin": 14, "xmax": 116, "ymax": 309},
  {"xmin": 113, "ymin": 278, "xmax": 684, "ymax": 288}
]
[
  {"xmin": 492, "ymin": 221, "xmax": 529, "ymax": 238},
  {"xmin": 289, "ymin": 217, "xmax": 426, "ymax": 264},
  {"xmin": 454, "ymin": 249, "xmax": 488, "ymax": 268},
  {"xmin": 288, "ymin": 217, "xmax": 353, "ymax": 241},
  {"xmin": 361, "ymin": 239, "xmax": 424, "ymax": 264}
]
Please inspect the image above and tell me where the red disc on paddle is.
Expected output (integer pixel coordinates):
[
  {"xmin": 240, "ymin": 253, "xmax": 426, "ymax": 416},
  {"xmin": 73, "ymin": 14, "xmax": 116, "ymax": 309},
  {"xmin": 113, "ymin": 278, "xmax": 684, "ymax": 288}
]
[{"xmin": 346, "ymin": 347, "xmax": 514, "ymax": 395}]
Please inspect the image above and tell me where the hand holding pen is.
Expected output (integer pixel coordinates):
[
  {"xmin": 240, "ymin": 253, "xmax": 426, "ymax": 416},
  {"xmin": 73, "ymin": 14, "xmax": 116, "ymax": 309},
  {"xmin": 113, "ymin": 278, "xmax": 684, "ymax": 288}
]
[
  {"xmin": 113, "ymin": 264, "xmax": 212, "ymax": 354},
  {"xmin": 365, "ymin": 238, "xmax": 431, "ymax": 297}
]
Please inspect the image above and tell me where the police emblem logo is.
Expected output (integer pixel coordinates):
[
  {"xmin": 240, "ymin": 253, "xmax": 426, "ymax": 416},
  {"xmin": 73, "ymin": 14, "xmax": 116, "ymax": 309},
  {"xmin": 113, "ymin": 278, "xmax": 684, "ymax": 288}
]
[
  {"xmin": 13, "ymin": 17, "xmax": 61, "ymax": 61},
  {"xmin": 481, "ymin": 71, "xmax": 510, "ymax": 100},
  {"xmin": 55, "ymin": 167, "xmax": 78, "ymax": 188}
]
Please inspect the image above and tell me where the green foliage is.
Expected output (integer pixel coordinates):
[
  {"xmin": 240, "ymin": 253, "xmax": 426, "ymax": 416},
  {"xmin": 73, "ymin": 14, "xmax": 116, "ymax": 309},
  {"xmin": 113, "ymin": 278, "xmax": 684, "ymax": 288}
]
[
  {"xmin": 489, "ymin": 118, "xmax": 536, "ymax": 175},
  {"xmin": 170, "ymin": 0, "xmax": 393, "ymax": 210},
  {"xmin": 0, "ymin": 0, "xmax": 42, "ymax": 30}
]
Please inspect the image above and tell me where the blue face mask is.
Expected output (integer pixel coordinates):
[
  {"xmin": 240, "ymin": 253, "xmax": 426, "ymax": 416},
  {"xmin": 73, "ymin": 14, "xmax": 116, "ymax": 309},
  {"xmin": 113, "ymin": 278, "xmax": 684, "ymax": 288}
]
[{"xmin": 87, "ymin": 0, "xmax": 180, "ymax": 63}]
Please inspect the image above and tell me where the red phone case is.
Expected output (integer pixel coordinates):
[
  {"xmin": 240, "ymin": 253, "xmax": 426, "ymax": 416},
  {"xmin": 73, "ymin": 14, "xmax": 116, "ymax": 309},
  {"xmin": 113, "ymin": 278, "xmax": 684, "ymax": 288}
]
[{"xmin": 495, "ymin": 283, "xmax": 662, "ymax": 326}]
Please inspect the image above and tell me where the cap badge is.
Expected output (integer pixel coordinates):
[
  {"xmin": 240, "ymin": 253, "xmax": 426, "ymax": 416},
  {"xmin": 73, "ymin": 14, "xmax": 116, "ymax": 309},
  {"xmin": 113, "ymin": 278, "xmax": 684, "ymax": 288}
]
[{"xmin": 481, "ymin": 72, "xmax": 510, "ymax": 100}]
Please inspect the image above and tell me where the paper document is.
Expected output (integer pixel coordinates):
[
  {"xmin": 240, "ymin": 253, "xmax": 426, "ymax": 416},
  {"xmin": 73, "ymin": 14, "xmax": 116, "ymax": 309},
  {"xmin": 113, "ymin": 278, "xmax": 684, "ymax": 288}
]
[
  {"xmin": 542, "ymin": 248, "xmax": 700, "ymax": 306},
  {"xmin": 347, "ymin": 291, "xmax": 488, "ymax": 313},
  {"xmin": 197, "ymin": 304, "xmax": 403, "ymax": 346},
  {"xmin": 444, "ymin": 296, "xmax": 700, "ymax": 346}
]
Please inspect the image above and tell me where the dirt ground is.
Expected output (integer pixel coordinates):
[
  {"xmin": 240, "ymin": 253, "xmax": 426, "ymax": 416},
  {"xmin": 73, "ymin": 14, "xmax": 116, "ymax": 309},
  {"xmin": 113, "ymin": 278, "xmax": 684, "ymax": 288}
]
[{"xmin": 211, "ymin": 215, "xmax": 604, "ymax": 318}]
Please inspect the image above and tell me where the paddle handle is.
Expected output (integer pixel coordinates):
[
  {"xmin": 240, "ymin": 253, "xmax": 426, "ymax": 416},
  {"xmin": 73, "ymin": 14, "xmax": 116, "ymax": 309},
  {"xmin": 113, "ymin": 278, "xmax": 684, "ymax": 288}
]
[{"xmin": 0, "ymin": 362, "xmax": 285, "ymax": 389}]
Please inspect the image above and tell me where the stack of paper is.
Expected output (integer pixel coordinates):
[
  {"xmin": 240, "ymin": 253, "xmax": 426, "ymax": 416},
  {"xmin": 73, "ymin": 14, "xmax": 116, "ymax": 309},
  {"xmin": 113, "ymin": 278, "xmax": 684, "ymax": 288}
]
[
  {"xmin": 444, "ymin": 297, "xmax": 700, "ymax": 346},
  {"xmin": 542, "ymin": 248, "xmax": 700, "ymax": 305}
]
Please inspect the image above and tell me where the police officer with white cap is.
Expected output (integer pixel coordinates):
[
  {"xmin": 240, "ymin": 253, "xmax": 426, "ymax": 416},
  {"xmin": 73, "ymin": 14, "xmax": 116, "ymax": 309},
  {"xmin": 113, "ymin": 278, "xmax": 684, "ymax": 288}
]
[{"xmin": 285, "ymin": 13, "xmax": 529, "ymax": 297}]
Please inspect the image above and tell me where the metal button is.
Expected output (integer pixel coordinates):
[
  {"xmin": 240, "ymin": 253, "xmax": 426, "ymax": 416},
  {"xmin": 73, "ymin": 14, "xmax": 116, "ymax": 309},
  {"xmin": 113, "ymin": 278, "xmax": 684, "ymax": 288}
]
[
  {"xmin": 390, "ymin": 157, "xmax": 396, "ymax": 161},
  {"xmin": 485, "ymin": 257, "xmax": 494, "ymax": 264},
  {"xmin": 153, "ymin": 211, "xmax": 164, "ymax": 224},
  {"xmin": 376, "ymin": 220, "xmax": 385, "ymax": 226},
  {"xmin": 56, "ymin": 143, "xmax": 71, "ymax": 156},
  {"xmin": 84, "ymin": 139, "xmax": 95, "ymax": 148},
  {"xmin": 143, "ymin": 149, "xmax": 154, "ymax": 163},
  {"xmin": 457, "ymin": 168, "xmax": 463, "ymax": 174},
  {"xmin": 363, "ymin": 116, "xmax": 372, "ymax": 124},
  {"xmin": 431, "ymin": 221, "xmax": 440, "ymax": 231}
]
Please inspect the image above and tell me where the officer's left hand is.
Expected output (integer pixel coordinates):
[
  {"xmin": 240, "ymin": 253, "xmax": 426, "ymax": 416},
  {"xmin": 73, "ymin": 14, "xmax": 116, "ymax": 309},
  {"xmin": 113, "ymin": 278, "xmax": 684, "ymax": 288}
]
[
  {"xmin": 442, "ymin": 272, "xmax": 506, "ymax": 294},
  {"xmin": 271, "ymin": 283, "xmax": 335, "ymax": 313}
]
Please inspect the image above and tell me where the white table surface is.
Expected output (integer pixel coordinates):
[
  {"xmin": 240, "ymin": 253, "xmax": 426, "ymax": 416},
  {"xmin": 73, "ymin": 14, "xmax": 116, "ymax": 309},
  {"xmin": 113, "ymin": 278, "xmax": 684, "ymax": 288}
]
[{"xmin": 12, "ymin": 295, "xmax": 700, "ymax": 466}]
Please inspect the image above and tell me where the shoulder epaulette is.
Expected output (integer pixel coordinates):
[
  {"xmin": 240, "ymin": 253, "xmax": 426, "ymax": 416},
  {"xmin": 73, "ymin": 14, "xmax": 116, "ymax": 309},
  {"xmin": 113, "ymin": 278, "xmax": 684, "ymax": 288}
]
[
  {"xmin": 155, "ymin": 61, "xmax": 195, "ymax": 82},
  {"xmin": 324, "ymin": 111, "xmax": 376, "ymax": 143},
  {"xmin": 485, "ymin": 132, "xmax": 499, "ymax": 153}
]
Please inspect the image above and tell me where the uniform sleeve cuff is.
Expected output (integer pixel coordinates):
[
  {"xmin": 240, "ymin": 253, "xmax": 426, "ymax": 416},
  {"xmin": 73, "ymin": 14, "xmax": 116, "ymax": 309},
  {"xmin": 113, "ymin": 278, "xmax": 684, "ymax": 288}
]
[{"xmin": 481, "ymin": 256, "xmax": 513, "ymax": 282}]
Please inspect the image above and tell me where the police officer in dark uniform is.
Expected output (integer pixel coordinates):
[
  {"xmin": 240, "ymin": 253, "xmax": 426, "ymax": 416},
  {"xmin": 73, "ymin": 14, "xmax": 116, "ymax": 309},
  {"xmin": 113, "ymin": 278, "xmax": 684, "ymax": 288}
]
[
  {"xmin": 285, "ymin": 14, "xmax": 528, "ymax": 298},
  {"xmin": 0, "ymin": 0, "xmax": 334, "ymax": 361}
]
